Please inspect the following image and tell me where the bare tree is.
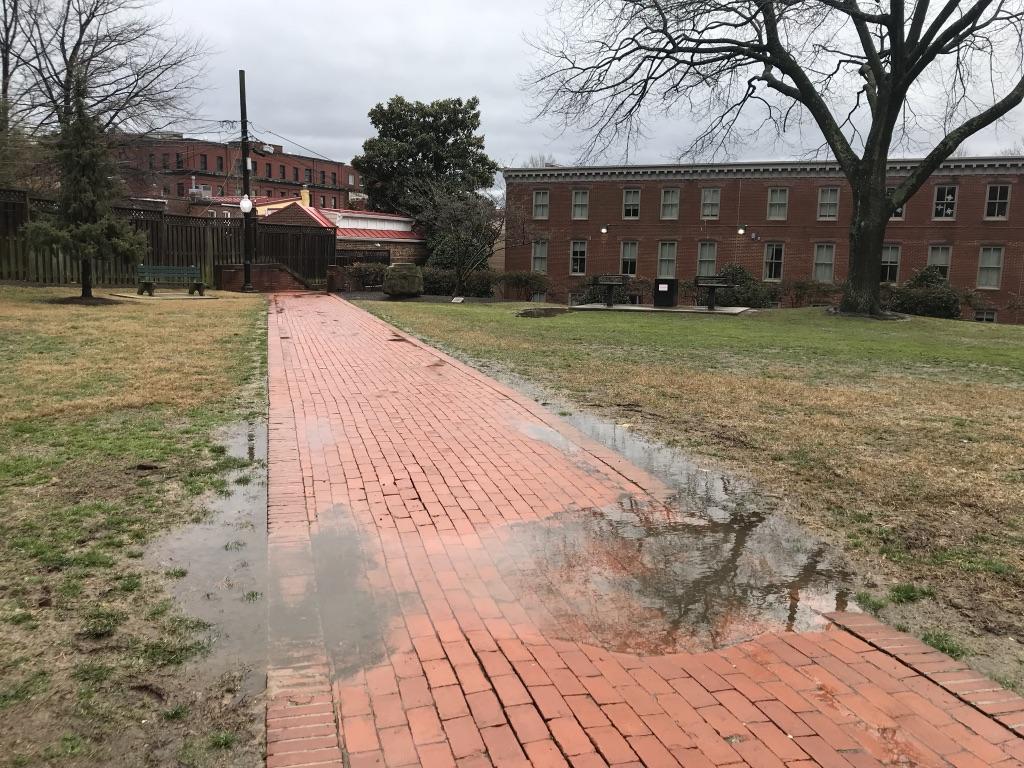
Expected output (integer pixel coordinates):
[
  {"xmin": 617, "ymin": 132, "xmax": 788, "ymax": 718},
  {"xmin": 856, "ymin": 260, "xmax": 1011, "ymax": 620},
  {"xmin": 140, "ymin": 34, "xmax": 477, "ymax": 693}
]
[
  {"xmin": 525, "ymin": 152, "xmax": 559, "ymax": 167},
  {"xmin": 0, "ymin": 0, "xmax": 33, "ymax": 133},
  {"xmin": 529, "ymin": 0, "xmax": 1024, "ymax": 314},
  {"xmin": 20, "ymin": 0, "xmax": 206, "ymax": 133}
]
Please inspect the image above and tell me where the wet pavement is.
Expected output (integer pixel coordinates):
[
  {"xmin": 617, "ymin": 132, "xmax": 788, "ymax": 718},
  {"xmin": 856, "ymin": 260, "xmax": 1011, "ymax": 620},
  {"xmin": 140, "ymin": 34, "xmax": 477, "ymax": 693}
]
[{"xmin": 264, "ymin": 293, "xmax": 1024, "ymax": 768}]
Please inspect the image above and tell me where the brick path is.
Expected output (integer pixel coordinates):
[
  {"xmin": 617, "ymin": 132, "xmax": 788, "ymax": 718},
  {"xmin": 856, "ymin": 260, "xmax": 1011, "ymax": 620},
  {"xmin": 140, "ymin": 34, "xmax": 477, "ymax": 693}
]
[{"xmin": 264, "ymin": 293, "xmax": 1024, "ymax": 768}]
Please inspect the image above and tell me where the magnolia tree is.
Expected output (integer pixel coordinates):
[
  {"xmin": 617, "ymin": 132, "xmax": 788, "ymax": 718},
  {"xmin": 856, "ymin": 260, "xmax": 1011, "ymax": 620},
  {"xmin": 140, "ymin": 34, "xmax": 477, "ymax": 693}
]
[{"xmin": 529, "ymin": 0, "xmax": 1024, "ymax": 314}]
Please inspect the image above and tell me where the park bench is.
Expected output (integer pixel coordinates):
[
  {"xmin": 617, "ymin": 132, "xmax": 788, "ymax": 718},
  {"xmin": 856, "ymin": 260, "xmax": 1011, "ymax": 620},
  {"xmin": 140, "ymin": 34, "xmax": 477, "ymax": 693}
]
[
  {"xmin": 694, "ymin": 275, "xmax": 735, "ymax": 311},
  {"xmin": 137, "ymin": 265, "xmax": 205, "ymax": 296},
  {"xmin": 595, "ymin": 274, "xmax": 627, "ymax": 306}
]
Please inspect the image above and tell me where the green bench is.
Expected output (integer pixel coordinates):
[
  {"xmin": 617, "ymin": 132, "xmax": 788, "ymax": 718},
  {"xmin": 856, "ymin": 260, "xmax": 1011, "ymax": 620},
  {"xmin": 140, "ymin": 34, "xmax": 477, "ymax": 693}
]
[{"xmin": 136, "ymin": 265, "xmax": 205, "ymax": 296}]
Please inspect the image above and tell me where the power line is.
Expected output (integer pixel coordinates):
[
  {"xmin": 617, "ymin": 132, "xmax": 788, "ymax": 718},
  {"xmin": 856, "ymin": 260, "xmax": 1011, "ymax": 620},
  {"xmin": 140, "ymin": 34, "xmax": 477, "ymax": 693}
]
[{"xmin": 247, "ymin": 121, "xmax": 341, "ymax": 163}]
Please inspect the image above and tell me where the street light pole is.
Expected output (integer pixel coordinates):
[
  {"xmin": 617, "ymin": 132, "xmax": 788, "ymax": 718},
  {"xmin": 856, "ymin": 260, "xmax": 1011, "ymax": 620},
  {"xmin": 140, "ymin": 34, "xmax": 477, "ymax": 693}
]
[{"xmin": 239, "ymin": 69, "xmax": 255, "ymax": 293}]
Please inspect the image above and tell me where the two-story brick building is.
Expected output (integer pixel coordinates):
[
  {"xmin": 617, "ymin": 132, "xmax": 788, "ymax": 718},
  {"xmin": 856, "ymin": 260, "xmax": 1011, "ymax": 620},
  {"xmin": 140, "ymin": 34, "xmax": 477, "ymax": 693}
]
[
  {"xmin": 116, "ymin": 133, "xmax": 362, "ymax": 215},
  {"xmin": 503, "ymin": 156, "xmax": 1024, "ymax": 323}
]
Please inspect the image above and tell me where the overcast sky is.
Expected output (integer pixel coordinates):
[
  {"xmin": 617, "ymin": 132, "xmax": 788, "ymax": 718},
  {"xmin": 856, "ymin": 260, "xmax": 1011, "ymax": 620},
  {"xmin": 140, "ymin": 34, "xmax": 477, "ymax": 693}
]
[{"xmin": 156, "ymin": 0, "xmax": 1022, "ymax": 168}]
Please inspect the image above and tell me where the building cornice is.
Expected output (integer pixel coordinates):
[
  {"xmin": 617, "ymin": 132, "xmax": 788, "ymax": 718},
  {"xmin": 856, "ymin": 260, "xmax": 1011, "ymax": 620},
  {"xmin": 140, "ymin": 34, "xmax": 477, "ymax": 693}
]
[{"xmin": 503, "ymin": 156, "xmax": 1024, "ymax": 183}]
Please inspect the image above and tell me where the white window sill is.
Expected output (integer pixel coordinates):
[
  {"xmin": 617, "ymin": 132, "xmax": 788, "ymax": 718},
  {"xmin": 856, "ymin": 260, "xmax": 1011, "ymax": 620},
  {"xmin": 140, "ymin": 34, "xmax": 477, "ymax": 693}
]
[
  {"xmin": 975, "ymin": 286, "xmax": 1000, "ymax": 291},
  {"xmin": 983, "ymin": 216, "xmax": 1009, "ymax": 222}
]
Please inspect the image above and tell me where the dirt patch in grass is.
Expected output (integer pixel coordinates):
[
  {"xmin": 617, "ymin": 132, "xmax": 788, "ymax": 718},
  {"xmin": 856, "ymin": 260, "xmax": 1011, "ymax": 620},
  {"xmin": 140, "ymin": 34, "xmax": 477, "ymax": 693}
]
[
  {"xmin": 45, "ymin": 295, "xmax": 124, "ymax": 306},
  {"xmin": 357, "ymin": 300, "xmax": 1024, "ymax": 689},
  {"xmin": 0, "ymin": 286, "xmax": 266, "ymax": 767}
]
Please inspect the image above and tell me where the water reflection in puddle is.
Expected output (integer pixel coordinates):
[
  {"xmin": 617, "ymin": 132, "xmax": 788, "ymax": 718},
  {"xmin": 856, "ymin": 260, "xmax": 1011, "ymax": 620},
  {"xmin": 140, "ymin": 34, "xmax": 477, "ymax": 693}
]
[
  {"xmin": 503, "ymin": 391, "xmax": 853, "ymax": 653},
  {"xmin": 144, "ymin": 421, "xmax": 268, "ymax": 696}
]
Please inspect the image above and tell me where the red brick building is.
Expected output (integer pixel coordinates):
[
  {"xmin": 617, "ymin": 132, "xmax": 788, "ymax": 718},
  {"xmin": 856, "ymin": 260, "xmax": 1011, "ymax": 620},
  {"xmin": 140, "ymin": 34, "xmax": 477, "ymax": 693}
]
[
  {"xmin": 503, "ymin": 156, "xmax": 1024, "ymax": 323},
  {"xmin": 116, "ymin": 133, "xmax": 363, "ymax": 215}
]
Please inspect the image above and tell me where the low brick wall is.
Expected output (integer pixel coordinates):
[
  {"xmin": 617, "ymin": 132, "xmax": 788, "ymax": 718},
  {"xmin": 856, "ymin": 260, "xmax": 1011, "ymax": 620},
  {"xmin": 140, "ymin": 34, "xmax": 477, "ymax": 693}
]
[{"xmin": 217, "ymin": 264, "xmax": 309, "ymax": 292}]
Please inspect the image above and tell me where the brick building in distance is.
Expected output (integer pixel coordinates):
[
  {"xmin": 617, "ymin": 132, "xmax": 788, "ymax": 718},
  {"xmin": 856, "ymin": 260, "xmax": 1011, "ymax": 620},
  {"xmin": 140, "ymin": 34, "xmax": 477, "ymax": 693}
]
[
  {"xmin": 116, "ymin": 132, "xmax": 364, "ymax": 215},
  {"xmin": 503, "ymin": 156, "xmax": 1024, "ymax": 323}
]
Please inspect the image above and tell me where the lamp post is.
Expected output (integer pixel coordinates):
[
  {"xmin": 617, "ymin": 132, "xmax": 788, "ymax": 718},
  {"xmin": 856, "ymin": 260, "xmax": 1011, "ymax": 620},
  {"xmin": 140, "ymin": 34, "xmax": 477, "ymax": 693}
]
[{"xmin": 240, "ymin": 194, "xmax": 254, "ymax": 292}]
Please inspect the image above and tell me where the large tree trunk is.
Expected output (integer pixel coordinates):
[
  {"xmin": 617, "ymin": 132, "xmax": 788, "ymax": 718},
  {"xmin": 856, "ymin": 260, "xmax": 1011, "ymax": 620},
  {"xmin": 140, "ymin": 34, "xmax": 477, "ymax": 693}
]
[
  {"xmin": 80, "ymin": 257, "xmax": 93, "ymax": 299},
  {"xmin": 840, "ymin": 168, "xmax": 889, "ymax": 315}
]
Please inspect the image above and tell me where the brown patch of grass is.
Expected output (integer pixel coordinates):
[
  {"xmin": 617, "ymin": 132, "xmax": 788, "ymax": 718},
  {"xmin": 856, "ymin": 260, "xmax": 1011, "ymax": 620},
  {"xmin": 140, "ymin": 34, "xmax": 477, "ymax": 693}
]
[{"xmin": 0, "ymin": 286, "xmax": 266, "ymax": 767}]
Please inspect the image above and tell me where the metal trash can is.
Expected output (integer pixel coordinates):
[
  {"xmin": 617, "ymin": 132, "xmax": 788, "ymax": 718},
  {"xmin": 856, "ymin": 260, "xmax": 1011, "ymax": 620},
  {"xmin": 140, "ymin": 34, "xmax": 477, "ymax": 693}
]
[{"xmin": 653, "ymin": 278, "xmax": 678, "ymax": 307}]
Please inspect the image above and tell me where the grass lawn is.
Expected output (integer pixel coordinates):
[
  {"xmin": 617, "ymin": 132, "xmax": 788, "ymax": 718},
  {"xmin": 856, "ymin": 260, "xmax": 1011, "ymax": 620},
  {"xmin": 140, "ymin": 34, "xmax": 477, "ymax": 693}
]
[
  {"xmin": 0, "ymin": 286, "xmax": 265, "ymax": 767},
  {"xmin": 358, "ymin": 300, "xmax": 1024, "ymax": 686}
]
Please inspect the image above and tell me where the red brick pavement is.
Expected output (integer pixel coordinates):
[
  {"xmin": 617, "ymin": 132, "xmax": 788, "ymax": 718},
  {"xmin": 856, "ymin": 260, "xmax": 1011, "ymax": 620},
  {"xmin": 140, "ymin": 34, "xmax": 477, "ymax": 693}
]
[{"xmin": 264, "ymin": 293, "xmax": 1024, "ymax": 768}]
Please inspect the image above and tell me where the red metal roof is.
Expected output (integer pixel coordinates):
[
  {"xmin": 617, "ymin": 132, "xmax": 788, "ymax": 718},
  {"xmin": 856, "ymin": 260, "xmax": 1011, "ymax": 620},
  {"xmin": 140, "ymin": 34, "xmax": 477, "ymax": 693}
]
[
  {"xmin": 304, "ymin": 206, "xmax": 337, "ymax": 228},
  {"xmin": 336, "ymin": 228, "xmax": 424, "ymax": 242}
]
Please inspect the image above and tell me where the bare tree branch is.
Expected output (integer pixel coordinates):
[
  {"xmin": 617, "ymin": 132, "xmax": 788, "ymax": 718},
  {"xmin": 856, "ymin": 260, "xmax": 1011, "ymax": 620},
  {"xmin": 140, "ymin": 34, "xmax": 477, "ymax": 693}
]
[{"xmin": 18, "ymin": 0, "xmax": 207, "ymax": 134}]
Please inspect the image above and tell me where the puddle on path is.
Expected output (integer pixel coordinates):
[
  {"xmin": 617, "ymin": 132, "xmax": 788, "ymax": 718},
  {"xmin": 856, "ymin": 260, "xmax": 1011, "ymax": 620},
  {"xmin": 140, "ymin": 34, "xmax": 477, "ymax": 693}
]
[
  {"xmin": 144, "ymin": 421, "xmax": 268, "ymax": 697},
  {"xmin": 501, "ymin": 375, "xmax": 853, "ymax": 653}
]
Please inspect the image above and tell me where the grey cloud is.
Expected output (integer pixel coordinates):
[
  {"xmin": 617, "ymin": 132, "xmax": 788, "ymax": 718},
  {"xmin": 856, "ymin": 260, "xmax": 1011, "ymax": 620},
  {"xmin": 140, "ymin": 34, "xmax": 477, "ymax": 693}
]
[{"xmin": 159, "ymin": 0, "xmax": 1018, "ymax": 167}]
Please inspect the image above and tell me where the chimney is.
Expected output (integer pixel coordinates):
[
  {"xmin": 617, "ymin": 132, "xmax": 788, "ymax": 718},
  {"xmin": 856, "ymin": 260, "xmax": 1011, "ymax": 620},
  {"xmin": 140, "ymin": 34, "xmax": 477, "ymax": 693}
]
[{"xmin": 301, "ymin": 185, "xmax": 310, "ymax": 207}]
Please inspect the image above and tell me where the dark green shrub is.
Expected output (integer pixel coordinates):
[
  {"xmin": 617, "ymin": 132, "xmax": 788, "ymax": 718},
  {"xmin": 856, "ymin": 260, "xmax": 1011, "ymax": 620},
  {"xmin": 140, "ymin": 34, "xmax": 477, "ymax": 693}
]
[
  {"xmin": 382, "ymin": 263, "xmax": 423, "ymax": 297},
  {"xmin": 904, "ymin": 264, "xmax": 948, "ymax": 289},
  {"xmin": 422, "ymin": 267, "xmax": 457, "ymax": 296},
  {"xmin": 421, "ymin": 267, "xmax": 497, "ymax": 297},
  {"xmin": 463, "ymin": 269, "xmax": 498, "ymax": 298},
  {"xmin": 782, "ymin": 280, "xmax": 843, "ymax": 307},
  {"xmin": 883, "ymin": 267, "xmax": 962, "ymax": 319},
  {"xmin": 499, "ymin": 271, "xmax": 550, "ymax": 300},
  {"xmin": 713, "ymin": 264, "xmax": 781, "ymax": 308},
  {"xmin": 341, "ymin": 262, "xmax": 388, "ymax": 291}
]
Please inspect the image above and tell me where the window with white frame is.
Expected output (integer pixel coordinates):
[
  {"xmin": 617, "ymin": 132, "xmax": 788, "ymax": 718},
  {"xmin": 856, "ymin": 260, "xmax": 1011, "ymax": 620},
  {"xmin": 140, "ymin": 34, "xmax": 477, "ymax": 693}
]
[
  {"xmin": 977, "ymin": 246, "xmax": 1003, "ymax": 288},
  {"xmin": 763, "ymin": 242, "xmax": 784, "ymax": 280},
  {"xmin": 985, "ymin": 185, "xmax": 1010, "ymax": 219},
  {"xmin": 701, "ymin": 188, "xmax": 721, "ymax": 219},
  {"xmin": 571, "ymin": 190, "xmax": 589, "ymax": 220},
  {"xmin": 927, "ymin": 245, "xmax": 952, "ymax": 279},
  {"xmin": 887, "ymin": 187, "xmax": 905, "ymax": 220},
  {"xmin": 532, "ymin": 190, "xmax": 549, "ymax": 220},
  {"xmin": 881, "ymin": 244, "xmax": 900, "ymax": 283},
  {"xmin": 570, "ymin": 240, "xmax": 587, "ymax": 275},
  {"xmin": 623, "ymin": 189, "xmax": 640, "ymax": 219},
  {"xmin": 933, "ymin": 185, "xmax": 957, "ymax": 219},
  {"xmin": 975, "ymin": 309, "xmax": 997, "ymax": 322},
  {"xmin": 767, "ymin": 188, "xmax": 789, "ymax": 220},
  {"xmin": 661, "ymin": 188, "xmax": 680, "ymax": 220},
  {"xmin": 817, "ymin": 188, "xmax": 839, "ymax": 220},
  {"xmin": 620, "ymin": 241, "xmax": 638, "ymax": 275},
  {"xmin": 657, "ymin": 241, "xmax": 677, "ymax": 278},
  {"xmin": 813, "ymin": 243, "xmax": 835, "ymax": 283},
  {"xmin": 531, "ymin": 240, "xmax": 548, "ymax": 273},
  {"xmin": 697, "ymin": 241, "xmax": 717, "ymax": 276}
]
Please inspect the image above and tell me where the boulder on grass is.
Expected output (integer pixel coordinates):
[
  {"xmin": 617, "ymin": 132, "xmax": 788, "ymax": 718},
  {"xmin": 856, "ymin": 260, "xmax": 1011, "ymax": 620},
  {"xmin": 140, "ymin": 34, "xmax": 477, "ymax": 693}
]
[{"xmin": 382, "ymin": 263, "xmax": 424, "ymax": 298}]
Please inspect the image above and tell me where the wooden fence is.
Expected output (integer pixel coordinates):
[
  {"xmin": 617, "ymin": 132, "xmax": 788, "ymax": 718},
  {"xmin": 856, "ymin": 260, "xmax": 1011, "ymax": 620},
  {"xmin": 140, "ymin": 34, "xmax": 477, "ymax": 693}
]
[{"xmin": 0, "ymin": 188, "xmax": 336, "ymax": 288}]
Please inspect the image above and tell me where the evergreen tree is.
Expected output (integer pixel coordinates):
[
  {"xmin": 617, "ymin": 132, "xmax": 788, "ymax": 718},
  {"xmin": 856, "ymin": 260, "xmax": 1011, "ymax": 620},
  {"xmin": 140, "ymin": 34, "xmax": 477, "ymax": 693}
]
[
  {"xmin": 352, "ymin": 96, "xmax": 499, "ymax": 215},
  {"xmin": 25, "ymin": 75, "xmax": 147, "ymax": 298}
]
